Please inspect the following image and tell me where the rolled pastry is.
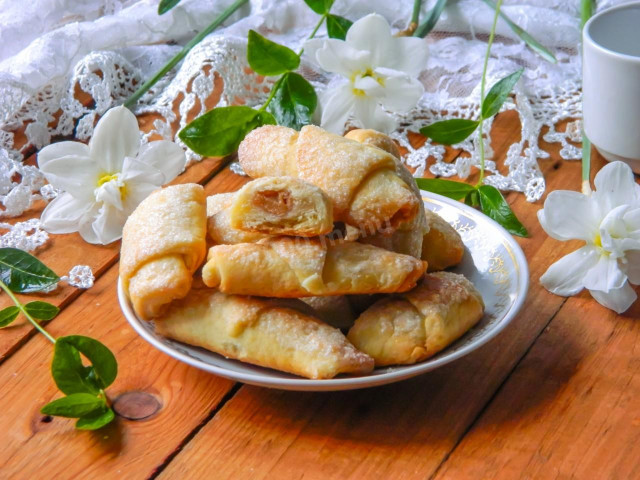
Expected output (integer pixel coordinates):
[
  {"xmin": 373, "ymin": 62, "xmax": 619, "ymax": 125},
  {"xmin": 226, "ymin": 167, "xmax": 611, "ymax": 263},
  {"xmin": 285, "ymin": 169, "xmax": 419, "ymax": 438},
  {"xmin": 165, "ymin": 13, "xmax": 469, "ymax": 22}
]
[
  {"xmin": 155, "ymin": 289, "xmax": 374, "ymax": 379},
  {"xmin": 345, "ymin": 129, "xmax": 428, "ymax": 258},
  {"xmin": 422, "ymin": 210, "xmax": 465, "ymax": 271},
  {"xmin": 230, "ymin": 176, "xmax": 333, "ymax": 236},
  {"xmin": 207, "ymin": 193, "xmax": 269, "ymax": 244},
  {"xmin": 238, "ymin": 125, "xmax": 419, "ymax": 234},
  {"xmin": 120, "ymin": 184, "xmax": 207, "ymax": 319},
  {"xmin": 202, "ymin": 236, "xmax": 427, "ymax": 297},
  {"xmin": 347, "ymin": 272, "xmax": 484, "ymax": 366},
  {"xmin": 300, "ymin": 296, "xmax": 356, "ymax": 330}
]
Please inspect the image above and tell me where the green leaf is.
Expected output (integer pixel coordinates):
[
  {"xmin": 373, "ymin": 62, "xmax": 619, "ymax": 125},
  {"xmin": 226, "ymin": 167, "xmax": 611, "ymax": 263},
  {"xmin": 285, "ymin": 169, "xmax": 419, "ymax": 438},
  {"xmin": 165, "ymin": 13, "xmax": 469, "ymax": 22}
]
[
  {"xmin": 52, "ymin": 341, "xmax": 99, "ymax": 395},
  {"xmin": 481, "ymin": 0, "xmax": 556, "ymax": 63},
  {"xmin": 24, "ymin": 301, "xmax": 59, "ymax": 321},
  {"xmin": 267, "ymin": 73, "xmax": 317, "ymax": 130},
  {"xmin": 303, "ymin": 0, "xmax": 334, "ymax": 14},
  {"xmin": 52, "ymin": 336, "xmax": 118, "ymax": 395},
  {"xmin": 0, "ymin": 306, "xmax": 20, "ymax": 328},
  {"xmin": 158, "ymin": 0, "xmax": 181, "ymax": 15},
  {"xmin": 247, "ymin": 30, "xmax": 300, "ymax": 76},
  {"xmin": 420, "ymin": 119, "xmax": 479, "ymax": 145},
  {"xmin": 0, "ymin": 248, "xmax": 59, "ymax": 293},
  {"xmin": 40, "ymin": 393, "xmax": 105, "ymax": 418},
  {"xmin": 179, "ymin": 106, "xmax": 276, "ymax": 157},
  {"xmin": 481, "ymin": 69, "xmax": 524, "ymax": 119},
  {"xmin": 414, "ymin": 0, "xmax": 447, "ymax": 38},
  {"xmin": 326, "ymin": 14, "xmax": 353, "ymax": 40},
  {"xmin": 76, "ymin": 408, "xmax": 115, "ymax": 430},
  {"xmin": 464, "ymin": 190, "xmax": 480, "ymax": 207},
  {"xmin": 415, "ymin": 178, "xmax": 476, "ymax": 201},
  {"xmin": 59, "ymin": 336, "xmax": 118, "ymax": 389},
  {"xmin": 477, "ymin": 185, "xmax": 528, "ymax": 237}
]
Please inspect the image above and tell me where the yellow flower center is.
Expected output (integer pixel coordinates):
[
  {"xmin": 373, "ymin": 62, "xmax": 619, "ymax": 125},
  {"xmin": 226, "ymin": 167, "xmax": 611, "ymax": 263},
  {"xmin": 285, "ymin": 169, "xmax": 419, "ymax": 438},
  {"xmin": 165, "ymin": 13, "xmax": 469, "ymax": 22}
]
[
  {"xmin": 351, "ymin": 69, "xmax": 385, "ymax": 96},
  {"xmin": 594, "ymin": 233, "xmax": 602, "ymax": 248},
  {"xmin": 96, "ymin": 173, "xmax": 127, "ymax": 200},
  {"xmin": 97, "ymin": 173, "xmax": 119, "ymax": 186}
]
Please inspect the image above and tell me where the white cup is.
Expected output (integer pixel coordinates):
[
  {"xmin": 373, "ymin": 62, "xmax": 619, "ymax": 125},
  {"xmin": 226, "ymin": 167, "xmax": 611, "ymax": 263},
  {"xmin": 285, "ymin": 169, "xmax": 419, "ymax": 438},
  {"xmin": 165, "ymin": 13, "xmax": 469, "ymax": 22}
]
[{"xmin": 583, "ymin": 2, "xmax": 640, "ymax": 173}]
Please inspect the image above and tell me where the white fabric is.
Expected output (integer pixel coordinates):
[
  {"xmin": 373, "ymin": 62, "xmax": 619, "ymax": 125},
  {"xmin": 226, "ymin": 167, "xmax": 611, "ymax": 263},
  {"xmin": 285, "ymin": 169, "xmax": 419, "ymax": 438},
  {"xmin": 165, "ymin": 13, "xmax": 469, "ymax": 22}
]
[{"xmin": 0, "ymin": 0, "xmax": 633, "ymax": 249}]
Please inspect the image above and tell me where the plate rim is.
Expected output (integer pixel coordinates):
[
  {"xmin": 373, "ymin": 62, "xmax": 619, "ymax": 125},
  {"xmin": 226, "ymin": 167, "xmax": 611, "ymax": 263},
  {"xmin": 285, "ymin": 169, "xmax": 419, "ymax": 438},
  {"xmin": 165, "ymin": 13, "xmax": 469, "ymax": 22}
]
[{"xmin": 118, "ymin": 190, "xmax": 530, "ymax": 391}]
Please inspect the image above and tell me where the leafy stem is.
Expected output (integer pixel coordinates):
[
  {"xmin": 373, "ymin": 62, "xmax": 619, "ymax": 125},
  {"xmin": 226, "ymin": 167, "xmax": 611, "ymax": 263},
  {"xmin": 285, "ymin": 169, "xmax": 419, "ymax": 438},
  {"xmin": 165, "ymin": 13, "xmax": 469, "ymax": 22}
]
[
  {"xmin": 258, "ymin": 76, "xmax": 285, "ymax": 112},
  {"xmin": 0, "ymin": 279, "xmax": 56, "ymax": 343},
  {"xmin": 124, "ymin": 0, "xmax": 249, "ymax": 108},
  {"xmin": 580, "ymin": 0, "xmax": 594, "ymax": 195},
  {"xmin": 477, "ymin": 0, "xmax": 503, "ymax": 186},
  {"xmin": 0, "ymin": 248, "xmax": 118, "ymax": 430}
]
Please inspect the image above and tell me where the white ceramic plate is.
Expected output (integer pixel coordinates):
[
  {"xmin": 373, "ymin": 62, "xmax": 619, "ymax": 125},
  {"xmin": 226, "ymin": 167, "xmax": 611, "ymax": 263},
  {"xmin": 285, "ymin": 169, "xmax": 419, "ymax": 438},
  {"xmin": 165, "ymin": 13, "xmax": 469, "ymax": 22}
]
[{"xmin": 119, "ymin": 191, "xmax": 529, "ymax": 391}]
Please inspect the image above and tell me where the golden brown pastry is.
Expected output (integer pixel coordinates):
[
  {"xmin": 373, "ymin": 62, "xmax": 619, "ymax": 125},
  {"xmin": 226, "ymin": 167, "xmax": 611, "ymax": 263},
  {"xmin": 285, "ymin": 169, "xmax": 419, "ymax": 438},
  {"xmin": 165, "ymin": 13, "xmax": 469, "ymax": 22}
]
[
  {"xmin": 300, "ymin": 296, "xmax": 356, "ymax": 330},
  {"xmin": 344, "ymin": 128, "xmax": 402, "ymax": 158},
  {"xmin": 238, "ymin": 125, "xmax": 419, "ymax": 234},
  {"xmin": 202, "ymin": 236, "xmax": 427, "ymax": 297},
  {"xmin": 207, "ymin": 193, "xmax": 269, "ymax": 244},
  {"xmin": 155, "ymin": 289, "xmax": 374, "ymax": 379},
  {"xmin": 422, "ymin": 210, "xmax": 465, "ymax": 271},
  {"xmin": 346, "ymin": 129, "xmax": 428, "ymax": 258},
  {"xmin": 120, "ymin": 184, "xmax": 207, "ymax": 319},
  {"xmin": 347, "ymin": 272, "xmax": 484, "ymax": 366},
  {"xmin": 230, "ymin": 176, "xmax": 333, "ymax": 236}
]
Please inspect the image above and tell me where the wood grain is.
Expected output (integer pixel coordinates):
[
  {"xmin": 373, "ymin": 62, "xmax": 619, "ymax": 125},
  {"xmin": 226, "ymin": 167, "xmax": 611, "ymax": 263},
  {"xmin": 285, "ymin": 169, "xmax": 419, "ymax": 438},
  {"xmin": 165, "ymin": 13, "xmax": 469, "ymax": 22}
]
[
  {"xmin": 0, "ymin": 264, "xmax": 235, "ymax": 479},
  {"xmin": 433, "ymin": 290, "xmax": 640, "ymax": 480}
]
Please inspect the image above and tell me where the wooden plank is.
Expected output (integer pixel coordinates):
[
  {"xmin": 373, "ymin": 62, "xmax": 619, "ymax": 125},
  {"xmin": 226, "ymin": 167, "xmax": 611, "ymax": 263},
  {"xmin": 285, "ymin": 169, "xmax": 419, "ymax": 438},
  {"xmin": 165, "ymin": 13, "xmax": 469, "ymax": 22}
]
[
  {"xmin": 431, "ymin": 153, "xmax": 640, "ymax": 480},
  {"xmin": 0, "ymin": 153, "xmax": 229, "ymax": 364},
  {"xmin": 433, "ymin": 289, "xmax": 640, "ymax": 480},
  {"xmin": 157, "ymin": 117, "xmax": 590, "ymax": 479},
  {"xmin": 0, "ymin": 263, "xmax": 235, "ymax": 479}
]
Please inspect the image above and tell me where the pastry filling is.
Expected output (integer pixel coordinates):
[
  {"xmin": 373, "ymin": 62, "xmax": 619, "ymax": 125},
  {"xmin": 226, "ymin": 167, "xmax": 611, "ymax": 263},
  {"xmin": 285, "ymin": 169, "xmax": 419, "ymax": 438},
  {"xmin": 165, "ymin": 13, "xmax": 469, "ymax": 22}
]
[{"xmin": 254, "ymin": 189, "xmax": 293, "ymax": 216}]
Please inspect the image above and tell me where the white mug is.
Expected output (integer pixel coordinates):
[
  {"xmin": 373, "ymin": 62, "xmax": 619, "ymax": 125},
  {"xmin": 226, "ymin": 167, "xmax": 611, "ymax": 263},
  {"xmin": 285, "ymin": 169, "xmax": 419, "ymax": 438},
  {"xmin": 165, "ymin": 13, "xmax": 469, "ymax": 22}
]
[{"xmin": 583, "ymin": 2, "xmax": 640, "ymax": 173}]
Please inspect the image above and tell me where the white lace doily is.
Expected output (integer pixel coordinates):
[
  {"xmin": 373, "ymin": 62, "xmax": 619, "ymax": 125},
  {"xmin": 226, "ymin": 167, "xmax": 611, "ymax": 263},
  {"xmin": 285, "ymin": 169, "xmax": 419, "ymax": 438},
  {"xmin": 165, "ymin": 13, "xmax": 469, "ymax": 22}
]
[{"xmin": 0, "ymin": 0, "xmax": 626, "ymax": 253}]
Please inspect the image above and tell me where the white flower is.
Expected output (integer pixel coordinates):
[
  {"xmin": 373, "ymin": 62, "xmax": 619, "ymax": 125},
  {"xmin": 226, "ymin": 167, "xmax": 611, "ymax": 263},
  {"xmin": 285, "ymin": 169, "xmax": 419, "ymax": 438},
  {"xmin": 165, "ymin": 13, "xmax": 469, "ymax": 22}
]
[
  {"xmin": 538, "ymin": 161, "xmax": 640, "ymax": 313},
  {"xmin": 37, "ymin": 106, "xmax": 185, "ymax": 245},
  {"xmin": 307, "ymin": 13, "xmax": 428, "ymax": 134}
]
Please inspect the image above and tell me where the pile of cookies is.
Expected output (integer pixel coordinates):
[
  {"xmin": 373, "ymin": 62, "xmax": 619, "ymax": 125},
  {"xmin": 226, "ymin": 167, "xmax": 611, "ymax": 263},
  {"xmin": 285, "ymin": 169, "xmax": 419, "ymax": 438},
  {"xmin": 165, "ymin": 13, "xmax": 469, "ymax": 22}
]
[{"xmin": 120, "ymin": 125, "xmax": 484, "ymax": 379}]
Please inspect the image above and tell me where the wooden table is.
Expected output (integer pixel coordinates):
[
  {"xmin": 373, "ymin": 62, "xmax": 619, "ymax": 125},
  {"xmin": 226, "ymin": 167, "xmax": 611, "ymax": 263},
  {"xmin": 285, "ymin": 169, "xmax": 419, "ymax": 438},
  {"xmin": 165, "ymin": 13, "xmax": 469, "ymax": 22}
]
[{"xmin": 2, "ymin": 110, "xmax": 639, "ymax": 480}]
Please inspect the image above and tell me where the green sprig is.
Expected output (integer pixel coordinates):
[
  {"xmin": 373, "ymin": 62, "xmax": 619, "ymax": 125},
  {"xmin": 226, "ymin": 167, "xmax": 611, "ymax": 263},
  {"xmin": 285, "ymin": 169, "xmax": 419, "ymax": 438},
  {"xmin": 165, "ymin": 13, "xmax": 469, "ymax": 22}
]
[
  {"xmin": 0, "ymin": 248, "xmax": 118, "ymax": 430},
  {"xmin": 417, "ymin": 0, "xmax": 528, "ymax": 237},
  {"xmin": 180, "ymin": 0, "xmax": 348, "ymax": 157}
]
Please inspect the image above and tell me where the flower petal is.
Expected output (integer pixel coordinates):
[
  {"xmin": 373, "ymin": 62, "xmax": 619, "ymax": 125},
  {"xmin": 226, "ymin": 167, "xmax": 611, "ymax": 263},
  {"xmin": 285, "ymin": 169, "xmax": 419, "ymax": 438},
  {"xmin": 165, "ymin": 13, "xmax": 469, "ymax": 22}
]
[
  {"xmin": 37, "ymin": 143, "xmax": 98, "ymax": 200},
  {"xmin": 353, "ymin": 97, "xmax": 397, "ymax": 134},
  {"xmin": 94, "ymin": 177, "xmax": 125, "ymax": 211},
  {"xmin": 589, "ymin": 281, "xmax": 637, "ymax": 314},
  {"xmin": 135, "ymin": 140, "xmax": 186, "ymax": 184},
  {"xmin": 123, "ymin": 182, "xmax": 159, "ymax": 216},
  {"xmin": 540, "ymin": 246, "xmax": 599, "ymax": 296},
  {"xmin": 537, "ymin": 190, "xmax": 599, "ymax": 242},
  {"xmin": 89, "ymin": 106, "xmax": 141, "ymax": 173},
  {"xmin": 88, "ymin": 204, "xmax": 128, "ymax": 245},
  {"xmin": 315, "ymin": 39, "xmax": 370, "ymax": 78},
  {"xmin": 39, "ymin": 193, "xmax": 95, "ymax": 234},
  {"xmin": 346, "ymin": 14, "xmax": 394, "ymax": 69},
  {"xmin": 592, "ymin": 161, "xmax": 640, "ymax": 214},
  {"xmin": 120, "ymin": 157, "xmax": 166, "ymax": 186},
  {"xmin": 353, "ymin": 75, "xmax": 385, "ymax": 97},
  {"xmin": 385, "ymin": 37, "xmax": 429, "ymax": 77},
  {"xmin": 319, "ymin": 83, "xmax": 355, "ymax": 134},
  {"xmin": 623, "ymin": 249, "xmax": 640, "ymax": 285},
  {"xmin": 346, "ymin": 14, "xmax": 428, "ymax": 76},
  {"xmin": 375, "ymin": 69, "xmax": 424, "ymax": 112},
  {"xmin": 582, "ymin": 252, "xmax": 627, "ymax": 292}
]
